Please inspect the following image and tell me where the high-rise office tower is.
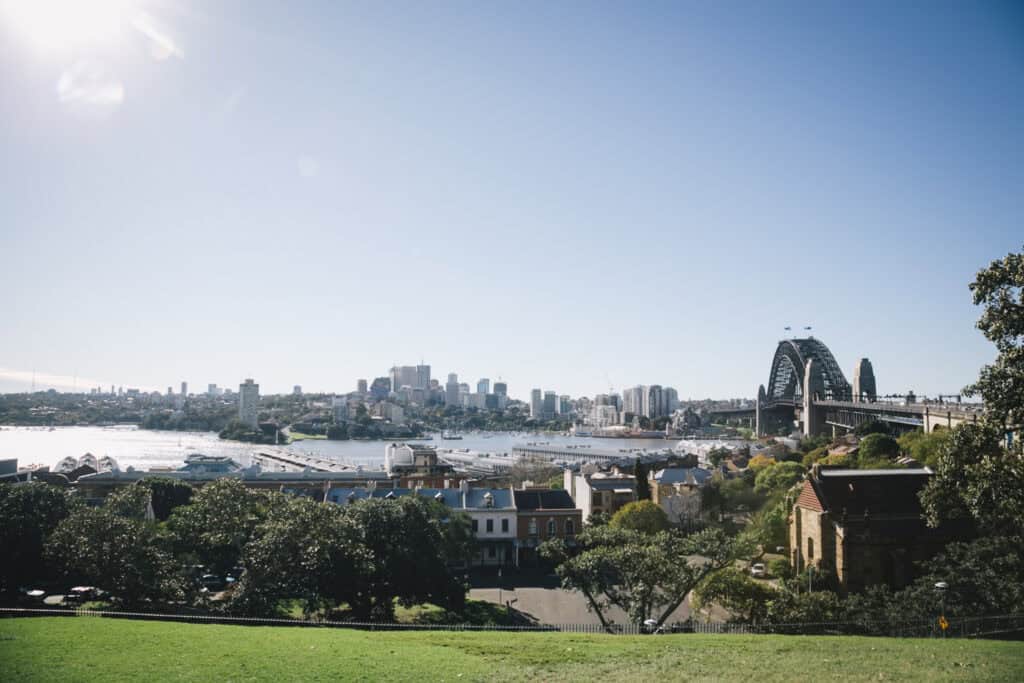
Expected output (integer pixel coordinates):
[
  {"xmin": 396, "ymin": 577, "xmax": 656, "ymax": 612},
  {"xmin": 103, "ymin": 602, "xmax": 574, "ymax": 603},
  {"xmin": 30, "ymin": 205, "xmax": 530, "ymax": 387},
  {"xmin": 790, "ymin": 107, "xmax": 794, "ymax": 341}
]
[
  {"xmin": 239, "ymin": 378, "xmax": 260, "ymax": 429},
  {"xmin": 357, "ymin": 379, "xmax": 368, "ymax": 394},
  {"xmin": 530, "ymin": 389, "xmax": 542, "ymax": 417},
  {"xmin": 180, "ymin": 381, "xmax": 188, "ymax": 397},
  {"xmin": 445, "ymin": 373, "xmax": 459, "ymax": 405},
  {"xmin": 416, "ymin": 365, "xmax": 431, "ymax": 390},
  {"xmin": 477, "ymin": 378, "xmax": 490, "ymax": 395},
  {"xmin": 543, "ymin": 391, "xmax": 557, "ymax": 418},
  {"xmin": 493, "ymin": 382, "xmax": 507, "ymax": 396}
]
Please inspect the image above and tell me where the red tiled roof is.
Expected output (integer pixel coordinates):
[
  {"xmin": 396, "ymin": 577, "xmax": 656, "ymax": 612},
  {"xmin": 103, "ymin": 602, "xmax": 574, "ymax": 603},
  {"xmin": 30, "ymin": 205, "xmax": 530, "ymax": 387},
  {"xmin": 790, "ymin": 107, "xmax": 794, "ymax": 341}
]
[{"xmin": 796, "ymin": 480, "xmax": 823, "ymax": 512}]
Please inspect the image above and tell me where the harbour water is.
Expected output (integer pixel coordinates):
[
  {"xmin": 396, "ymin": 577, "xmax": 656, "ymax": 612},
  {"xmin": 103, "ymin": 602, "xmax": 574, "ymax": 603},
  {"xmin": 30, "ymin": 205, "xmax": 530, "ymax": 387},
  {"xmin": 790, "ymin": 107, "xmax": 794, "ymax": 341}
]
[{"xmin": 0, "ymin": 425, "xmax": 677, "ymax": 472}]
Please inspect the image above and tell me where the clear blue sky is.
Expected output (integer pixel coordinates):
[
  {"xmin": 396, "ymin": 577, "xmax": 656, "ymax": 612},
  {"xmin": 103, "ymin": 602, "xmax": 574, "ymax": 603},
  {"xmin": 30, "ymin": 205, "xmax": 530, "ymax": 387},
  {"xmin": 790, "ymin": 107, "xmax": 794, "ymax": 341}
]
[{"xmin": 1, "ymin": 1, "xmax": 1021, "ymax": 399}]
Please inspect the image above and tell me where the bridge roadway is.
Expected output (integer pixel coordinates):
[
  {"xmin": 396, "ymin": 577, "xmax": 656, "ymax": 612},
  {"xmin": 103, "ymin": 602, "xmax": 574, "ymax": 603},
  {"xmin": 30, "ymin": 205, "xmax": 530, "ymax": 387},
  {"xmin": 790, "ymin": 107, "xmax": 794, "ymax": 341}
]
[{"xmin": 709, "ymin": 399, "xmax": 984, "ymax": 436}]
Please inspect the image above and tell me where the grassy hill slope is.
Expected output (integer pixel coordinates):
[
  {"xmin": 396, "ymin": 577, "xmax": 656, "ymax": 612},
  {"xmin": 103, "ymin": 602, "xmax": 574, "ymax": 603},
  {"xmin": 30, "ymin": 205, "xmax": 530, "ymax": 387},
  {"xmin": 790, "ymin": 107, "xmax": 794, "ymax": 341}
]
[{"xmin": 1, "ymin": 617, "xmax": 1021, "ymax": 682}]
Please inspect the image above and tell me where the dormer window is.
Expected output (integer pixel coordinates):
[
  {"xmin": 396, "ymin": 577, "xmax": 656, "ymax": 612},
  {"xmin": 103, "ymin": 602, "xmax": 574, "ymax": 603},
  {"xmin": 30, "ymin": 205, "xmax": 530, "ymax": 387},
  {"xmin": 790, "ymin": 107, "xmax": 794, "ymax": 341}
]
[{"xmin": 483, "ymin": 492, "xmax": 494, "ymax": 508}]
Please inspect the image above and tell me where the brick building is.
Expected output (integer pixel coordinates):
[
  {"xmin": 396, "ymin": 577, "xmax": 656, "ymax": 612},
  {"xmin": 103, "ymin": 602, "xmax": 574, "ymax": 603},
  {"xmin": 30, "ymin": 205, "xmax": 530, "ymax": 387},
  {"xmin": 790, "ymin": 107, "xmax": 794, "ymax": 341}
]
[{"xmin": 513, "ymin": 489, "xmax": 583, "ymax": 567}]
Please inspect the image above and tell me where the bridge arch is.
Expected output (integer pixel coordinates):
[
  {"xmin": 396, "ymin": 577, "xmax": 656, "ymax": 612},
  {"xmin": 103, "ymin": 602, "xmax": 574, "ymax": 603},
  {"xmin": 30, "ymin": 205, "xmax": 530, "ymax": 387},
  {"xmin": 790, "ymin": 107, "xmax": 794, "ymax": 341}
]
[{"xmin": 765, "ymin": 338, "xmax": 851, "ymax": 403}]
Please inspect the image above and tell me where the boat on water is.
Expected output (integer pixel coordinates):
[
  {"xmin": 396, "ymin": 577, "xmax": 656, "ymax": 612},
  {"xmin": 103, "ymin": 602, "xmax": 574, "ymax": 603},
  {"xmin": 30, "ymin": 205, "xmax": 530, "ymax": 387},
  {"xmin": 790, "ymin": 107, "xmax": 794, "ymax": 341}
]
[
  {"xmin": 55, "ymin": 456, "xmax": 78, "ymax": 474},
  {"xmin": 77, "ymin": 453, "xmax": 98, "ymax": 470},
  {"xmin": 97, "ymin": 456, "xmax": 120, "ymax": 472},
  {"xmin": 179, "ymin": 453, "xmax": 241, "ymax": 474},
  {"xmin": 440, "ymin": 431, "xmax": 463, "ymax": 440}
]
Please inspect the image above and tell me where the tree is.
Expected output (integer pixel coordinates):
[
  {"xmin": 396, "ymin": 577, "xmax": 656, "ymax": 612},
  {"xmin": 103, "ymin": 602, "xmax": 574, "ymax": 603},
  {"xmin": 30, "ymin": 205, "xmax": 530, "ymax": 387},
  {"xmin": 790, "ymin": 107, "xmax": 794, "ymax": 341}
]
[
  {"xmin": 693, "ymin": 567, "xmax": 776, "ymax": 623},
  {"xmin": 46, "ymin": 507, "xmax": 181, "ymax": 606},
  {"xmin": 167, "ymin": 479, "xmax": 274, "ymax": 576},
  {"xmin": 610, "ymin": 500, "xmax": 669, "ymax": 534},
  {"xmin": 0, "ymin": 483, "xmax": 78, "ymax": 596},
  {"xmin": 104, "ymin": 483, "xmax": 153, "ymax": 520},
  {"xmin": 340, "ymin": 497, "xmax": 467, "ymax": 620},
  {"xmin": 753, "ymin": 461, "xmax": 803, "ymax": 495},
  {"xmin": 920, "ymin": 422, "xmax": 1024, "ymax": 532},
  {"xmin": 541, "ymin": 526, "xmax": 743, "ymax": 631},
  {"xmin": 897, "ymin": 429, "xmax": 950, "ymax": 468},
  {"xmin": 634, "ymin": 461, "xmax": 651, "ymax": 501},
  {"xmin": 140, "ymin": 478, "xmax": 194, "ymax": 521},
  {"xmin": 854, "ymin": 419, "xmax": 890, "ymax": 437},
  {"xmin": 964, "ymin": 247, "xmax": 1024, "ymax": 428},
  {"xmin": 707, "ymin": 447, "xmax": 731, "ymax": 467},
  {"xmin": 857, "ymin": 433, "xmax": 899, "ymax": 466},
  {"xmin": 748, "ymin": 455, "xmax": 775, "ymax": 473},
  {"xmin": 229, "ymin": 496, "xmax": 371, "ymax": 617}
]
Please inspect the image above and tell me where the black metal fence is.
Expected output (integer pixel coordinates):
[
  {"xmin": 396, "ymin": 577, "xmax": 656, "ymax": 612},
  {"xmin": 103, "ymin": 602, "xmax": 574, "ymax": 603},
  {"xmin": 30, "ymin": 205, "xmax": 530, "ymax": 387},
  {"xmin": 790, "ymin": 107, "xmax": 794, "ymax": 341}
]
[{"xmin": 2, "ymin": 607, "xmax": 1022, "ymax": 638}]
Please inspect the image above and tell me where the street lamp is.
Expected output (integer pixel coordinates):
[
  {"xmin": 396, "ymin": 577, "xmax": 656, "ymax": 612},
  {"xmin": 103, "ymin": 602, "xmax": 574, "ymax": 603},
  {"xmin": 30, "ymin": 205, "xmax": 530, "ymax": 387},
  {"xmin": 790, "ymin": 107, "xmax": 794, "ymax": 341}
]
[{"xmin": 934, "ymin": 581, "xmax": 948, "ymax": 638}]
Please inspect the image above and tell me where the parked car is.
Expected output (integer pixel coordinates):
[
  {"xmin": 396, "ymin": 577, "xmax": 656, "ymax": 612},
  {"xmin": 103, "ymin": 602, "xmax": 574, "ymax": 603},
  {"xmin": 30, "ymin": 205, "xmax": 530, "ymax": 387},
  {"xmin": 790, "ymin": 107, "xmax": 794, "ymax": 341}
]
[
  {"xmin": 64, "ymin": 586, "xmax": 99, "ymax": 603},
  {"xmin": 200, "ymin": 574, "xmax": 225, "ymax": 591},
  {"xmin": 750, "ymin": 563, "xmax": 766, "ymax": 578}
]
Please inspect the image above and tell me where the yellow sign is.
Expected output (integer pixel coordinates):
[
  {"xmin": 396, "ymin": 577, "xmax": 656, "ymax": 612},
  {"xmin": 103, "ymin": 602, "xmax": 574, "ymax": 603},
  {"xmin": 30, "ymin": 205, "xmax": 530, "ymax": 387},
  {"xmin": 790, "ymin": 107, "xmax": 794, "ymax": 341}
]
[{"xmin": 938, "ymin": 616, "xmax": 949, "ymax": 631}]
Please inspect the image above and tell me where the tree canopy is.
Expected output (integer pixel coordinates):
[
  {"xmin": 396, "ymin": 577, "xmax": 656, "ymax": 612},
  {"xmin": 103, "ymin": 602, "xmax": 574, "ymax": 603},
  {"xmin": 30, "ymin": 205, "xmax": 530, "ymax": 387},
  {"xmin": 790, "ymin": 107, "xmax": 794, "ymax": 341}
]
[{"xmin": 609, "ymin": 500, "xmax": 669, "ymax": 535}]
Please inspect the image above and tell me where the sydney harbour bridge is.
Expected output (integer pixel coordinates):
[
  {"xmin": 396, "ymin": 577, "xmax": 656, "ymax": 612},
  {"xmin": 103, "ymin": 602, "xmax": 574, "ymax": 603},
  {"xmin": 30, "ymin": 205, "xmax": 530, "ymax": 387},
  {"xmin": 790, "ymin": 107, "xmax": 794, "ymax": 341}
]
[{"xmin": 710, "ymin": 337, "xmax": 983, "ymax": 438}]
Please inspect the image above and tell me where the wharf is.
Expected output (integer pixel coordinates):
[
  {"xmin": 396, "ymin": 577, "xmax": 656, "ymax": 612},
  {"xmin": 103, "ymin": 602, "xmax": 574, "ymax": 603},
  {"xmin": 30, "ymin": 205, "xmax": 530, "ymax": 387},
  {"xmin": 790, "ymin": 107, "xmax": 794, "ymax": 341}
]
[{"xmin": 252, "ymin": 450, "xmax": 350, "ymax": 473}]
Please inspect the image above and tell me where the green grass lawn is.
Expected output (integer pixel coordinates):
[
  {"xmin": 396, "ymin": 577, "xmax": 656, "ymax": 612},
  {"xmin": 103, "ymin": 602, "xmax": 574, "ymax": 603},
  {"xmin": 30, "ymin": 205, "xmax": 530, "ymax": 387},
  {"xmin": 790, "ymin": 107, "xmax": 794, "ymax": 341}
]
[{"xmin": 1, "ymin": 617, "xmax": 1021, "ymax": 682}]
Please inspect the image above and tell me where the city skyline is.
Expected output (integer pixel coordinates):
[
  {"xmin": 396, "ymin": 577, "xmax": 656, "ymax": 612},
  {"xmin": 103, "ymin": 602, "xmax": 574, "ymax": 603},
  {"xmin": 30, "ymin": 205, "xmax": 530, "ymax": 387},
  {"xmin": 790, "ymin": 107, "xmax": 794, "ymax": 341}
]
[{"xmin": 2, "ymin": 2, "xmax": 1021, "ymax": 398}]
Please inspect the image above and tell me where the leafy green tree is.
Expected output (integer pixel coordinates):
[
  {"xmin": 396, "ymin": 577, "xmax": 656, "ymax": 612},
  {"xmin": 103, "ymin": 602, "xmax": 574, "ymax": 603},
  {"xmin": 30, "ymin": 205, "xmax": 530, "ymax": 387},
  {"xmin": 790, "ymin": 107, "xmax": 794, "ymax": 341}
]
[
  {"xmin": 920, "ymin": 422, "xmax": 1024, "ymax": 532},
  {"xmin": 854, "ymin": 419, "xmax": 890, "ymax": 437},
  {"xmin": 747, "ymin": 497, "xmax": 790, "ymax": 551},
  {"xmin": 693, "ymin": 567, "xmax": 777, "ymax": 623},
  {"xmin": 609, "ymin": 500, "xmax": 669, "ymax": 534},
  {"xmin": 341, "ymin": 497, "xmax": 467, "ymax": 620},
  {"xmin": 167, "ymin": 479, "xmax": 274, "ymax": 576},
  {"xmin": 897, "ymin": 429, "xmax": 949, "ymax": 468},
  {"xmin": 229, "ymin": 496, "xmax": 371, "ymax": 617},
  {"xmin": 0, "ymin": 483, "xmax": 78, "ymax": 595},
  {"xmin": 754, "ymin": 461, "xmax": 803, "ymax": 495},
  {"xmin": 104, "ymin": 483, "xmax": 153, "ymax": 520},
  {"xmin": 857, "ymin": 433, "xmax": 900, "ymax": 466},
  {"xmin": 707, "ymin": 447, "xmax": 731, "ymax": 467},
  {"xmin": 964, "ymin": 247, "xmax": 1024, "ymax": 428},
  {"xmin": 634, "ymin": 461, "xmax": 651, "ymax": 501},
  {"xmin": 802, "ymin": 445, "xmax": 828, "ymax": 468},
  {"xmin": 764, "ymin": 588, "xmax": 844, "ymax": 625},
  {"xmin": 140, "ymin": 478, "xmax": 194, "ymax": 521},
  {"xmin": 542, "ymin": 526, "xmax": 746, "ymax": 631},
  {"xmin": 46, "ymin": 507, "xmax": 182, "ymax": 606}
]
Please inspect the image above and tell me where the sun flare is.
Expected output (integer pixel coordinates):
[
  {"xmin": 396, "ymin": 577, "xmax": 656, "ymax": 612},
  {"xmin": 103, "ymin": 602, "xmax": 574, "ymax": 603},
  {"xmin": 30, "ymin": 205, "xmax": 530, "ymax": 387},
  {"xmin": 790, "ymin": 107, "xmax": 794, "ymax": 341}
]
[{"xmin": 1, "ymin": 0, "xmax": 133, "ymax": 51}]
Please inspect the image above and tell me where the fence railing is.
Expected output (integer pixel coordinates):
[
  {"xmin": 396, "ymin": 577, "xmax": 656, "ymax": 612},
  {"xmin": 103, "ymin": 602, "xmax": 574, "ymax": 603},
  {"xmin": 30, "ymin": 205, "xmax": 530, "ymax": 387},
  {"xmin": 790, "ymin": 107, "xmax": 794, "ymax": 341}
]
[{"xmin": 2, "ymin": 608, "xmax": 1022, "ymax": 638}]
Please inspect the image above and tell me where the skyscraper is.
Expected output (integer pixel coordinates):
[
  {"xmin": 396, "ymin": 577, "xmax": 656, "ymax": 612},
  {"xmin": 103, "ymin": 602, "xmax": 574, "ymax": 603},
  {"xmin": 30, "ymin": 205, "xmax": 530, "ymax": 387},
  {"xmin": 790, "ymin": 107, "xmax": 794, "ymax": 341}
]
[
  {"xmin": 530, "ymin": 388, "xmax": 542, "ymax": 417},
  {"xmin": 477, "ymin": 378, "xmax": 490, "ymax": 395},
  {"xmin": 357, "ymin": 379, "xmax": 368, "ymax": 394},
  {"xmin": 445, "ymin": 373, "xmax": 459, "ymax": 406},
  {"xmin": 543, "ymin": 391, "xmax": 557, "ymax": 418},
  {"xmin": 493, "ymin": 382, "xmax": 507, "ymax": 396},
  {"xmin": 180, "ymin": 381, "xmax": 188, "ymax": 397},
  {"xmin": 239, "ymin": 378, "xmax": 260, "ymax": 429},
  {"xmin": 293, "ymin": 385, "xmax": 302, "ymax": 395},
  {"xmin": 416, "ymin": 365, "xmax": 431, "ymax": 390}
]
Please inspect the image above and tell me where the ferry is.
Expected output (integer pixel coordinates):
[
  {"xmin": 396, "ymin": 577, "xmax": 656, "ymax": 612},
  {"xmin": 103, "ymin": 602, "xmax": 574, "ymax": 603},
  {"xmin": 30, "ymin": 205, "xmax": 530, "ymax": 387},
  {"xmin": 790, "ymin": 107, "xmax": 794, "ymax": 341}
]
[{"xmin": 440, "ymin": 431, "xmax": 463, "ymax": 440}]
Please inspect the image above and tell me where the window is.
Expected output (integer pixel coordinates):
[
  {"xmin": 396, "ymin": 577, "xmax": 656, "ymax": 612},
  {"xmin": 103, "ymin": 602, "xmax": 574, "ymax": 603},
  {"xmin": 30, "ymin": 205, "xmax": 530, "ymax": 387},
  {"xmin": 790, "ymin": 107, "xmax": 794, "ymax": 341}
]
[
  {"xmin": 487, "ymin": 546, "xmax": 496, "ymax": 558},
  {"xmin": 565, "ymin": 519, "xmax": 575, "ymax": 536},
  {"xmin": 592, "ymin": 491, "xmax": 602, "ymax": 506},
  {"xmin": 807, "ymin": 537, "xmax": 814, "ymax": 561},
  {"xmin": 471, "ymin": 519, "xmax": 479, "ymax": 533},
  {"xmin": 547, "ymin": 519, "xmax": 556, "ymax": 536},
  {"xmin": 486, "ymin": 519, "xmax": 493, "ymax": 533},
  {"xmin": 528, "ymin": 518, "xmax": 538, "ymax": 537},
  {"xmin": 501, "ymin": 518, "xmax": 509, "ymax": 533}
]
